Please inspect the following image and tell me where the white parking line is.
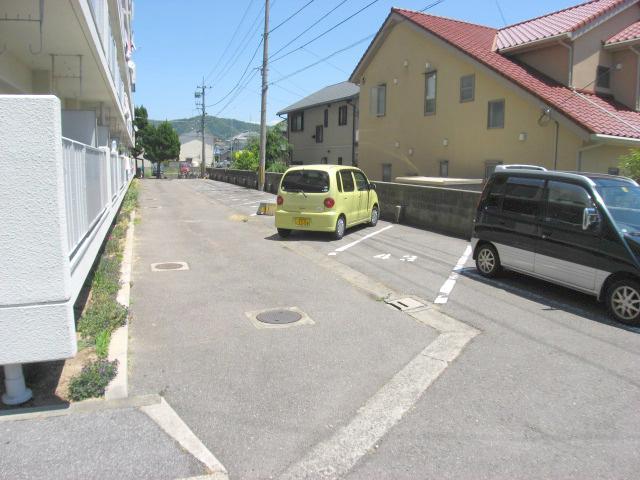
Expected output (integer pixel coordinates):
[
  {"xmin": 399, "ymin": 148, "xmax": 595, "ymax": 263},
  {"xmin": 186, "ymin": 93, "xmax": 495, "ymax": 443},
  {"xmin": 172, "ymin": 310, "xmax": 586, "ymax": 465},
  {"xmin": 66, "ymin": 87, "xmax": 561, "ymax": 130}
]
[
  {"xmin": 329, "ymin": 225, "xmax": 394, "ymax": 255},
  {"xmin": 434, "ymin": 245, "xmax": 472, "ymax": 304}
]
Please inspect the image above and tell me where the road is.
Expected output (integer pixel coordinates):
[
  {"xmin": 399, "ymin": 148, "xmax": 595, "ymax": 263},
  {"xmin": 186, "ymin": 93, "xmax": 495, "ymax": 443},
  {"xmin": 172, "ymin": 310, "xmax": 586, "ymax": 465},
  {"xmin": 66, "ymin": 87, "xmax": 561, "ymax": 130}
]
[{"xmin": 130, "ymin": 178, "xmax": 640, "ymax": 480}]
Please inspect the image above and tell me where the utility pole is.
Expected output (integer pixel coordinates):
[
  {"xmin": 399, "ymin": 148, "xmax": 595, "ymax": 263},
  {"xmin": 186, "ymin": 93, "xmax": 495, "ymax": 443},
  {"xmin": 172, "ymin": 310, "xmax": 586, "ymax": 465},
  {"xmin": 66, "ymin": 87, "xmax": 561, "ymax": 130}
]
[
  {"xmin": 258, "ymin": 0, "xmax": 270, "ymax": 191},
  {"xmin": 195, "ymin": 78, "xmax": 210, "ymax": 178}
]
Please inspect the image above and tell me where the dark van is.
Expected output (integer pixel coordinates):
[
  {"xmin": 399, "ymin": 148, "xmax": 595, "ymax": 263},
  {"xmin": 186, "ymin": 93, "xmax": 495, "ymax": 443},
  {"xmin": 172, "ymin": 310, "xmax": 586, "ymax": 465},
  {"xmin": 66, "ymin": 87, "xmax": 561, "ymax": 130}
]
[{"xmin": 472, "ymin": 169, "xmax": 640, "ymax": 326}]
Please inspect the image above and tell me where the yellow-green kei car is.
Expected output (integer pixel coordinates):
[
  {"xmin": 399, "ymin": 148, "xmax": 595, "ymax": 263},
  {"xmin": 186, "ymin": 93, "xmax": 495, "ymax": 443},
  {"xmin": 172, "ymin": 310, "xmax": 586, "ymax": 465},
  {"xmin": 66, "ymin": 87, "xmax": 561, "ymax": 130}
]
[{"xmin": 275, "ymin": 165, "xmax": 380, "ymax": 240}]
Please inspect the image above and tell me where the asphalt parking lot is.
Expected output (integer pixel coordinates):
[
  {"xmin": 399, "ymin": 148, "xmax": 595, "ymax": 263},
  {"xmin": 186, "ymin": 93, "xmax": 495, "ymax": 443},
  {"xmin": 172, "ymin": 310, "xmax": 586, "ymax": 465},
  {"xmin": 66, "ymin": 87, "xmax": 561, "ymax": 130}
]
[{"xmin": 130, "ymin": 179, "xmax": 640, "ymax": 480}]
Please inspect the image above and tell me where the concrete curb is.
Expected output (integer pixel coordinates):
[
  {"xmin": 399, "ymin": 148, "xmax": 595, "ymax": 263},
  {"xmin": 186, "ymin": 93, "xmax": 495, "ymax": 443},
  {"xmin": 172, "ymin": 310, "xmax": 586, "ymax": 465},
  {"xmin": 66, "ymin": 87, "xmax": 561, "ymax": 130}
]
[{"xmin": 105, "ymin": 210, "xmax": 136, "ymax": 401}]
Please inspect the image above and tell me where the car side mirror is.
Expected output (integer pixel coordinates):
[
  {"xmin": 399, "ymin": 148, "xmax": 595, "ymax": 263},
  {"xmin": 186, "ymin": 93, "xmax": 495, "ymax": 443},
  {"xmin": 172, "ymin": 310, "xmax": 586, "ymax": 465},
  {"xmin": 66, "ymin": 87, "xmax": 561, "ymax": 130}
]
[
  {"xmin": 369, "ymin": 183, "xmax": 377, "ymax": 191},
  {"xmin": 582, "ymin": 207, "xmax": 600, "ymax": 231}
]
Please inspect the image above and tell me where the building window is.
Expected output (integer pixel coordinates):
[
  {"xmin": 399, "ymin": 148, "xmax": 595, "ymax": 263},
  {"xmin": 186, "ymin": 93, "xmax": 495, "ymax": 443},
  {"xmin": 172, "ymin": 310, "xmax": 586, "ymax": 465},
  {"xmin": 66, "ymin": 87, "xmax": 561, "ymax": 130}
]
[
  {"xmin": 597, "ymin": 66, "xmax": 611, "ymax": 89},
  {"xmin": 338, "ymin": 157, "xmax": 343, "ymax": 165},
  {"xmin": 315, "ymin": 125, "xmax": 323, "ymax": 143},
  {"xmin": 424, "ymin": 70, "xmax": 437, "ymax": 115},
  {"xmin": 484, "ymin": 160, "xmax": 503, "ymax": 179},
  {"xmin": 320, "ymin": 157, "xmax": 328, "ymax": 164},
  {"xmin": 324, "ymin": 109, "xmax": 329, "ymax": 128},
  {"xmin": 439, "ymin": 160, "xmax": 449, "ymax": 177},
  {"xmin": 338, "ymin": 105, "xmax": 348, "ymax": 126},
  {"xmin": 370, "ymin": 84, "xmax": 386, "ymax": 116},
  {"xmin": 460, "ymin": 74, "xmax": 475, "ymax": 102},
  {"xmin": 487, "ymin": 100, "xmax": 505, "ymax": 129},
  {"xmin": 382, "ymin": 163, "xmax": 392, "ymax": 182},
  {"xmin": 291, "ymin": 111, "xmax": 304, "ymax": 132}
]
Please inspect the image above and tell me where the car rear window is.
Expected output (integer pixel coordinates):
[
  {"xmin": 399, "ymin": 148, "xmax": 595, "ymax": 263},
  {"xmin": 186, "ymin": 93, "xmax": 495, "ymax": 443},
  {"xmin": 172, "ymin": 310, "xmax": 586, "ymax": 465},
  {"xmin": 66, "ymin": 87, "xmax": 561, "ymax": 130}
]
[{"xmin": 282, "ymin": 170, "xmax": 330, "ymax": 193}]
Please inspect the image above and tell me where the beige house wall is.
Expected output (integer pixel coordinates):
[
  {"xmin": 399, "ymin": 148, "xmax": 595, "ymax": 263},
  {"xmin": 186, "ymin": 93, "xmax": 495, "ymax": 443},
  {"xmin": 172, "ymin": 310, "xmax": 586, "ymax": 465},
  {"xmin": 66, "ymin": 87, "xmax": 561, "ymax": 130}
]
[
  {"xmin": 180, "ymin": 139, "xmax": 214, "ymax": 166},
  {"xmin": 515, "ymin": 43, "xmax": 570, "ymax": 85},
  {"xmin": 356, "ymin": 22, "xmax": 615, "ymax": 181},
  {"xmin": 288, "ymin": 99, "xmax": 356, "ymax": 165},
  {"xmin": 580, "ymin": 144, "xmax": 634, "ymax": 172},
  {"xmin": 611, "ymin": 48, "xmax": 639, "ymax": 110},
  {"xmin": 572, "ymin": 5, "xmax": 640, "ymax": 94}
]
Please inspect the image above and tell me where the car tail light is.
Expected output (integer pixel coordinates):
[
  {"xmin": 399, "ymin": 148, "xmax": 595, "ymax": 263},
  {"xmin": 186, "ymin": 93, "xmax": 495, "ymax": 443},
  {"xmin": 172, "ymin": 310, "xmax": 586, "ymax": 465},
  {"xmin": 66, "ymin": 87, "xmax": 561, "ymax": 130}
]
[
  {"xmin": 324, "ymin": 197, "xmax": 335, "ymax": 208},
  {"xmin": 277, "ymin": 195, "xmax": 284, "ymax": 205}
]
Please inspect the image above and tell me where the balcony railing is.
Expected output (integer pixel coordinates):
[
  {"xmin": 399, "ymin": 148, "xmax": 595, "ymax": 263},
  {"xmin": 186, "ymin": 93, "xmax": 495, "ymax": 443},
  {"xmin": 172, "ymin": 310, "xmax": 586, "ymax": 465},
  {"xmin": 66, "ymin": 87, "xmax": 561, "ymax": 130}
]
[{"xmin": 62, "ymin": 137, "xmax": 133, "ymax": 257}]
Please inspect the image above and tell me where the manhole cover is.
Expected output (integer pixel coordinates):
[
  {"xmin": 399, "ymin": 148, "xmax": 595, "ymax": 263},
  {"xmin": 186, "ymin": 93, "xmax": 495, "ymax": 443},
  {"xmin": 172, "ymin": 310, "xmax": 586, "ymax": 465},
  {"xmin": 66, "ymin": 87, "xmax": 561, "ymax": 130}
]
[
  {"xmin": 256, "ymin": 310, "xmax": 302, "ymax": 325},
  {"xmin": 150, "ymin": 262, "xmax": 189, "ymax": 272}
]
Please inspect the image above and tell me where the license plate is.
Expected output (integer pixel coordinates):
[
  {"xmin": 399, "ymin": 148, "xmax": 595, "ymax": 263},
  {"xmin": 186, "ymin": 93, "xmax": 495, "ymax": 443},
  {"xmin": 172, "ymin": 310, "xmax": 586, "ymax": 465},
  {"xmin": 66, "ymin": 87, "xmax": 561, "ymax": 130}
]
[{"xmin": 295, "ymin": 217, "xmax": 311, "ymax": 226}]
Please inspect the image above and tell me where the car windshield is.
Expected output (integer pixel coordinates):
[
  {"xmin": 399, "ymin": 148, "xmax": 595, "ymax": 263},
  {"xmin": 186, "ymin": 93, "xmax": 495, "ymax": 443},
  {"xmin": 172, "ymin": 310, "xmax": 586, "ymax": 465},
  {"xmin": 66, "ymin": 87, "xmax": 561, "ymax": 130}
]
[
  {"xmin": 595, "ymin": 178, "xmax": 640, "ymax": 234},
  {"xmin": 281, "ymin": 170, "xmax": 330, "ymax": 193}
]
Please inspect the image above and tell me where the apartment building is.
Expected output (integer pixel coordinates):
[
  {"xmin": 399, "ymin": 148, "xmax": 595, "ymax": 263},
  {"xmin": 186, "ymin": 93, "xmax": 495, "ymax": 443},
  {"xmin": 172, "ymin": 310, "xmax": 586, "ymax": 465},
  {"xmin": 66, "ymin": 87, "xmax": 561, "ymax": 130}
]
[
  {"xmin": 278, "ymin": 81, "xmax": 359, "ymax": 166},
  {"xmin": 0, "ymin": 0, "xmax": 135, "ymax": 404},
  {"xmin": 179, "ymin": 132, "xmax": 215, "ymax": 167},
  {"xmin": 350, "ymin": 0, "xmax": 640, "ymax": 181}
]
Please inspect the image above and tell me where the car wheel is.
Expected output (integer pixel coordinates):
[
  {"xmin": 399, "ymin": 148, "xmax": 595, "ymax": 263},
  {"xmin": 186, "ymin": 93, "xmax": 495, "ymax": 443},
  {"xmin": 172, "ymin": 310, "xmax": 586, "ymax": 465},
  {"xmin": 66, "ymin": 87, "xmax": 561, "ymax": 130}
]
[
  {"xmin": 475, "ymin": 244, "xmax": 501, "ymax": 278},
  {"xmin": 277, "ymin": 228, "xmax": 291, "ymax": 238},
  {"xmin": 334, "ymin": 215, "xmax": 346, "ymax": 240},
  {"xmin": 370, "ymin": 206, "xmax": 379, "ymax": 227},
  {"xmin": 607, "ymin": 279, "xmax": 640, "ymax": 326}
]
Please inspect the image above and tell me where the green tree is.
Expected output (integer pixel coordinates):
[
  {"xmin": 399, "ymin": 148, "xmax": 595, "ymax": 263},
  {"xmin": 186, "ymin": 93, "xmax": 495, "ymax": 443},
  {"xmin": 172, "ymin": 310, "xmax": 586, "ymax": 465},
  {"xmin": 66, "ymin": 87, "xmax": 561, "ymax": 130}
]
[
  {"xmin": 232, "ymin": 149, "xmax": 259, "ymax": 171},
  {"xmin": 146, "ymin": 120, "xmax": 180, "ymax": 177},
  {"xmin": 236, "ymin": 124, "xmax": 290, "ymax": 171},
  {"xmin": 619, "ymin": 149, "xmax": 640, "ymax": 181}
]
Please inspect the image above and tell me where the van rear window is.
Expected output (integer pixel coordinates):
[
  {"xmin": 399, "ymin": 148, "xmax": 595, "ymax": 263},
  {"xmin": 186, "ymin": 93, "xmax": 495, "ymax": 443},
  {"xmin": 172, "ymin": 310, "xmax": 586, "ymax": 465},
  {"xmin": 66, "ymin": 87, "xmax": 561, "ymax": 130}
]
[{"xmin": 282, "ymin": 170, "xmax": 330, "ymax": 193}]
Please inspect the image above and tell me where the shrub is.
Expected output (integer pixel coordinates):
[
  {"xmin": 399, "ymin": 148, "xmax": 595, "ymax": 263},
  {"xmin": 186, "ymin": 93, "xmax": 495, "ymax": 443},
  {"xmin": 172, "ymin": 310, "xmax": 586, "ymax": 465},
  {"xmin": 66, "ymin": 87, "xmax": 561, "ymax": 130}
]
[
  {"xmin": 78, "ymin": 299, "xmax": 127, "ymax": 342},
  {"xmin": 267, "ymin": 162, "xmax": 288, "ymax": 173},
  {"xmin": 232, "ymin": 149, "xmax": 259, "ymax": 171},
  {"xmin": 619, "ymin": 149, "xmax": 640, "ymax": 181},
  {"xmin": 95, "ymin": 329, "xmax": 112, "ymax": 359},
  {"xmin": 68, "ymin": 359, "xmax": 118, "ymax": 401}
]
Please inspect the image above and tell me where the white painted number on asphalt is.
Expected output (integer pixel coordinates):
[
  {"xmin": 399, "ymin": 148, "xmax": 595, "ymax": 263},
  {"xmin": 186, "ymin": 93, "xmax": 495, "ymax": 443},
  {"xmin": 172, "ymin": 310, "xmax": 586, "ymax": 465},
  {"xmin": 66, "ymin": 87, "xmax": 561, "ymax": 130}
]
[
  {"xmin": 400, "ymin": 255, "xmax": 417, "ymax": 262},
  {"xmin": 374, "ymin": 253, "xmax": 391, "ymax": 260}
]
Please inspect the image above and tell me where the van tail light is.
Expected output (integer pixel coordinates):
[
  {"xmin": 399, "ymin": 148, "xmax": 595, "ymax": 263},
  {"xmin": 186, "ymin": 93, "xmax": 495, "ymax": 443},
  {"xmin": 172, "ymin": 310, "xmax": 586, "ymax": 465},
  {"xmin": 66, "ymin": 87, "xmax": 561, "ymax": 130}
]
[
  {"xmin": 277, "ymin": 195, "xmax": 284, "ymax": 205},
  {"xmin": 324, "ymin": 197, "xmax": 335, "ymax": 208}
]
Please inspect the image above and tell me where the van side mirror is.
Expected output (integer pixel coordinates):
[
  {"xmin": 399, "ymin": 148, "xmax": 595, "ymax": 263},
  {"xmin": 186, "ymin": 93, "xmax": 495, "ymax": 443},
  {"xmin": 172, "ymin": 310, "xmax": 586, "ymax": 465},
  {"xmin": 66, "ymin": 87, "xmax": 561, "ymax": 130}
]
[
  {"xmin": 369, "ymin": 183, "xmax": 377, "ymax": 191},
  {"xmin": 582, "ymin": 207, "xmax": 600, "ymax": 231}
]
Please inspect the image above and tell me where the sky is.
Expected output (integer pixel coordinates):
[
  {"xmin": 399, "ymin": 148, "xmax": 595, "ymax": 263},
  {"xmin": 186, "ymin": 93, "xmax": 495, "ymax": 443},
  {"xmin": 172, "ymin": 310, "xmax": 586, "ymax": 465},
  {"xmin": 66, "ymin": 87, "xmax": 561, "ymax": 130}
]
[{"xmin": 133, "ymin": 0, "xmax": 582, "ymax": 127}]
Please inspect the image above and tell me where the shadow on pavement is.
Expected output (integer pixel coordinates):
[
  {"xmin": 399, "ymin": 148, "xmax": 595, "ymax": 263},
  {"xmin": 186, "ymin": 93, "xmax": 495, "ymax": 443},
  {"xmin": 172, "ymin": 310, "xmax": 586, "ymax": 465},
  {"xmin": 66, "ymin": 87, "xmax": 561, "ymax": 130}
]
[{"xmin": 460, "ymin": 268, "xmax": 640, "ymax": 334}]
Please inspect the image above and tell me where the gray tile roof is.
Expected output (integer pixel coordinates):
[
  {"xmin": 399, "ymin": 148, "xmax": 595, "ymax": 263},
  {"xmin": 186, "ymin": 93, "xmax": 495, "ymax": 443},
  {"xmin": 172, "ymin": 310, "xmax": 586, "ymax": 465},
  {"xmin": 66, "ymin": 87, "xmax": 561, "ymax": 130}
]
[{"xmin": 276, "ymin": 81, "xmax": 359, "ymax": 115}]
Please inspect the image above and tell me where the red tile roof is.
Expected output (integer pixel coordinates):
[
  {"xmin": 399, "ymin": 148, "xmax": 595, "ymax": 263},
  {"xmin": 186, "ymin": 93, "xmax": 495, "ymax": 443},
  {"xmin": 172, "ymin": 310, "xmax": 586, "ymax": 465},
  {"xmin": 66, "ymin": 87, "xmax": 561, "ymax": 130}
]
[
  {"xmin": 496, "ymin": 0, "xmax": 634, "ymax": 51},
  {"xmin": 391, "ymin": 8, "xmax": 640, "ymax": 140},
  {"xmin": 606, "ymin": 19, "xmax": 640, "ymax": 44}
]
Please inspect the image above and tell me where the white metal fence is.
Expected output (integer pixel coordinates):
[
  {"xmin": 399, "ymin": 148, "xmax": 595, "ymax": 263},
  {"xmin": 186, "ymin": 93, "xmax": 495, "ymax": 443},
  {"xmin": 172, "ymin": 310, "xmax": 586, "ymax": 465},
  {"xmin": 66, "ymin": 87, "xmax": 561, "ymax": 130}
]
[{"xmin": 62, "ymin": 137, "xmax": 132, "ymax": 256}]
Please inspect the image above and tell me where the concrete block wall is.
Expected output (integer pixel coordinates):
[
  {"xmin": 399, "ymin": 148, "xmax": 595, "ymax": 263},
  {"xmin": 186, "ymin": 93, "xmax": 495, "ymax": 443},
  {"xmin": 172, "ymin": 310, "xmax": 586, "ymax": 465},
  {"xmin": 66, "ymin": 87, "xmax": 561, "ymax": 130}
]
[
  {"xmin": 206, "ymin": 168, "xmax": 480, "ymax": 238},
  {"xmin": 372, "ymin": 181, "xmax": 480, "ymax": 239}
]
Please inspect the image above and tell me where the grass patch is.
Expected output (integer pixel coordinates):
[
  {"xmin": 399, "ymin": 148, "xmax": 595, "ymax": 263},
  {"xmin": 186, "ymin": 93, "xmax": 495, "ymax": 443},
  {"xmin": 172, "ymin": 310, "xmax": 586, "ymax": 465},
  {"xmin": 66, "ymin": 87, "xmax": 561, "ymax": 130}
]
[
  {"xmin": 68, "ymin": 179, "xmax": 138, "ymax": 401},
  {"xmin": 68, "ymin": 359, "xmax": 118, "ymax": 401}
]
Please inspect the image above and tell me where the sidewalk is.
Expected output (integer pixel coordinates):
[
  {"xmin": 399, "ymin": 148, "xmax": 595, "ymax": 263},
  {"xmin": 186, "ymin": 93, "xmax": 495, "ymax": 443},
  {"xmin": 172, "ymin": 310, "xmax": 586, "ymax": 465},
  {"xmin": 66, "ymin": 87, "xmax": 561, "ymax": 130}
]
[{"xmin": 0, "ymin": 395, "xmax": 218, "ymax": 480}]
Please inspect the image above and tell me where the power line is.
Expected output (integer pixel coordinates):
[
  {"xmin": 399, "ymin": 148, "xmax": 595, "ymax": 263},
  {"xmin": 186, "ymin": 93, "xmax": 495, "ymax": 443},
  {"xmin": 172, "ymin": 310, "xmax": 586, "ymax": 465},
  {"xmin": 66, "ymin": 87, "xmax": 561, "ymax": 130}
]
[
  {"xmin": 269, "ymin": 0, "xmax": 350, "ymax": 60},
  {"xmin": 270, "ymin": 0, "xmax": 380, "ymax": 65},
  {"xmin": 495, "ymin": 0, "xmax": 508, "ymax": 27},
  {"xmin": 207, "ymin": 41, "xmax": 263, "ymax": 108},
  {"xmin": 269, "ymin": 0, "xmax": 316, "ymax": 34},
  {"xmin": 204, "ymin": 0, "xmax": 258, "ymax": 83},
  {"xmin": 301, "ymin": 46, "xmax": 350, "ymax": 75}
]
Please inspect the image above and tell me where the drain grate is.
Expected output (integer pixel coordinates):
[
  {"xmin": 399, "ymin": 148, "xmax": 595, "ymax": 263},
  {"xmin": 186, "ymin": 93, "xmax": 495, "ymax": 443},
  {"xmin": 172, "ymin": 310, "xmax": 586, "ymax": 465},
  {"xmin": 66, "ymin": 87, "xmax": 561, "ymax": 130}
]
[
  {"xmin": 385, "ymin": 297, "xmax": 425, "ymax": 311},
  {"xmin": 256, "ymin": 310, "xmax": 302, "ymax": 325},
  {"xmin": 150, "ymin": 262, "xmax": 189, "ymax": 272}
]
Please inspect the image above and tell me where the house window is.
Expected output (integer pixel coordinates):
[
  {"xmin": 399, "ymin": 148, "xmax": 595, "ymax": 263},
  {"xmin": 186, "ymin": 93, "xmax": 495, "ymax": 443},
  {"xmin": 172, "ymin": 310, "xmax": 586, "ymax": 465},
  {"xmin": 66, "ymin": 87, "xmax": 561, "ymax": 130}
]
[
  {"xmin": 484, "ymin": 160, "xmax": 503, "ymax": 179},
  {"xmin": 597, "ymin": 66, "xmax": 611, "ymax": 89},
  {"xmin": 324, "ymin": 109, "xmax": 329, "ymax": 128},
  {"xmin": 320, "ymin": 157, "xmax": 328, "ymax": 164},
  {"xmin": 291, "ymin": 111, "xmax": 304, "ymax": 132},
  {"xmin": 338, "ymin": 105, "xmax": 348, "ymax": 126},
  {"xmin": 370, "ymin": 84, "xmax": 386, "ymax": 116},
  {"xmin": 424, "ymin": 70, "xmax": 437, "ymax": 115},
  {"xmin": 487, "ymin": 100, "xmax": 505, "ymax": 129},
  {"xmin": 439, "ymin": 160, "xmax": 449, "ymax": 177},
  {"xmin": 460, "ymin": 74, "xmax": 475, "ymax": 102},
  {"xmin": 338, "ymin": 157, "xmax": 343, "ymax": 165},
  {"xmin": 315, "ymin": 125, "xmax": 323, "ymax": 143},
  {"xmin": 382, "ymin": 163, "xmax": 392, "ymax": 182}
]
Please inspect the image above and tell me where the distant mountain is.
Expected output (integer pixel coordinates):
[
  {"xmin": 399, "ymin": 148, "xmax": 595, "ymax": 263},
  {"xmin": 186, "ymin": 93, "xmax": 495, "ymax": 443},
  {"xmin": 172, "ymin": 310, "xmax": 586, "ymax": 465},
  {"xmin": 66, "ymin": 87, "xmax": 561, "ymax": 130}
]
[{"xmin": 150, "ymin": 115, "xmax": 260, "ymax": 141}]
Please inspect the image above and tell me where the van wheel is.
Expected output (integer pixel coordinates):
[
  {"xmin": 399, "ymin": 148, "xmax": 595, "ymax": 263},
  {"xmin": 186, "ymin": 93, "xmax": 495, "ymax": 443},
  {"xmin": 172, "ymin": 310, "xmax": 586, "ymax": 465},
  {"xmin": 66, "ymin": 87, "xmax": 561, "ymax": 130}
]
[
  {"xmin": 607, "ymin": 279, "xmax": 640, "ymax": 326},
  {"xmin": 370, "ymin": 206, "xmax": 379, "ymax": 227},
  {"xmin": 334, "ymin": 215, "xmax": 346, "ymax": 240},
  {"xmin": 277, "ymin": 228, "xmax": 291, "ymax": 238},
  {"xmin": 475, "ymin": 244, "xmax": 501, "ymax": 278}
]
